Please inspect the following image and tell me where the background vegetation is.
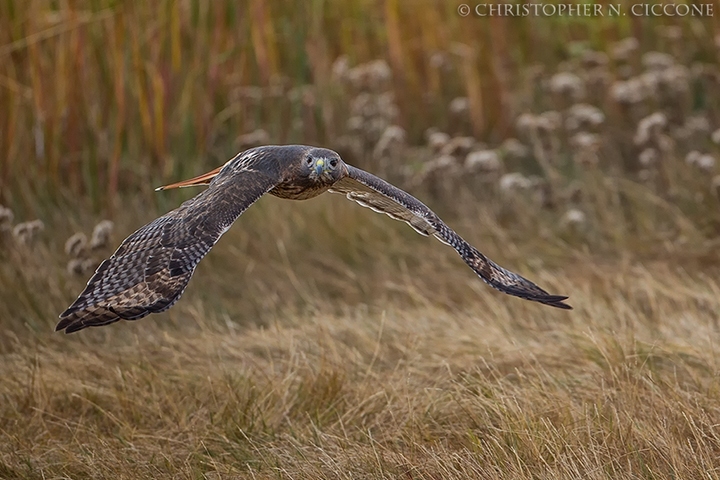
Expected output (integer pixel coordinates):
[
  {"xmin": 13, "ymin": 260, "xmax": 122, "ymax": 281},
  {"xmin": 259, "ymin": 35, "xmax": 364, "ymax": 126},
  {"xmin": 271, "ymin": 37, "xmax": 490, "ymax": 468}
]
[{"xmin": 1, "ymin": 0, "xmax": 720, "ymax": 478}]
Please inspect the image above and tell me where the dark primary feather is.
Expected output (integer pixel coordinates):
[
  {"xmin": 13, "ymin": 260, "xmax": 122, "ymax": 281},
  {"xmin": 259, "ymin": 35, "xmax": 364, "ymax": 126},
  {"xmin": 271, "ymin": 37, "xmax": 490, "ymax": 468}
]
[
  {"xmin": 56, "ymin": 157, "xmax": 280, "ymax": 333},
  {"xmin": 330, "ymin": 165, "xmax": 572, "ymax": 310}
]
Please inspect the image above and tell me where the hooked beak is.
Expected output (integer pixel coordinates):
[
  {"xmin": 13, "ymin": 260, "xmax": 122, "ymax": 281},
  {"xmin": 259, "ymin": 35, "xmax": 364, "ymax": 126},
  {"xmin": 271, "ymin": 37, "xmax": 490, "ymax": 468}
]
[{"xmin": 314, "ymin": 158, "xmax": 329, "ymax": 176}]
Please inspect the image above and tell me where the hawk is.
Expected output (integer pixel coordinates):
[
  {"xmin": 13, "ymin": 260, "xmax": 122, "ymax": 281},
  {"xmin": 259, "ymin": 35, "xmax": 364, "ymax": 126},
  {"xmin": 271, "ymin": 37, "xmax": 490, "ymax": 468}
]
[{"xmin": 57, "ymin": 145, "xmax": 570, "ymax": 333}]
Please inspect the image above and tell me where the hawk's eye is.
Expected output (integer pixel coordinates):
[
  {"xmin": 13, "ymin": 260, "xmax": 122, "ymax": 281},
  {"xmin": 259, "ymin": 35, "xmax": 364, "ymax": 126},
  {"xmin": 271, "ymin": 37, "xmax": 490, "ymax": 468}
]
[
  {"xmin": 306, "ymin": 157, "xmax": 313, "ymax": 165},
  {"xmin": 330, "ymin": 159, "xmax": 338, "ymax": 167}
]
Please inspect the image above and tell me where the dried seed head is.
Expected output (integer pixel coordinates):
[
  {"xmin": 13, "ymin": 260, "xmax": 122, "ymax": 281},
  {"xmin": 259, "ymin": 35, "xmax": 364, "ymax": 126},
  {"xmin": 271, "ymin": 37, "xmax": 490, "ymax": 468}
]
[
  {"xmin": 65, "ymin": 232, "xmax": 88, "ymax": 258},
  {"xmin": 373, "ymin": 125, "xmax": 406, "ymax": 159},
  {"xmin": 712, "ymin": 129, "xmax": 720, "ymax": 145},
  {"xmin": 429, "ymin": 51, "xmax": 451, "ymax": 70},
  {"xmin": 418, "ymin": 155, "xmax": 461, "ymax": 186},
  {"xmin": 425, "ymin": 129, "xmax": 451, "ymax": 153},
  {"xmin": 346, "ymin": 60, "xmax": 392, "ymax": 92},
  {"xmin": 377, "ymin": 125, "xmax": 405, "ymax": 144},
  {"xmin": 331, "ymin": 55, "xmax": 350, "ymax": 82},
  {"xmin": 449, "ymin": 97, "xmax": 470, "ymax": 116},
  {"xmin": 697, "ymin": 154, "xmax": 716, "ymax": 172},
  {"xmin": 90, "ymin": 220, "xmax": 114, "ymax": 250},
  {"xmin": 611, "ymin": 37, "xmax": 639, "ymax": 63},
  {"xmin": 427, "ymin": 155, "xmax": 459, "ymax": 171},
  {"xmin": 565, "ymin": 103, "xmax": 605, "ymax": 131},
  {"xmin": 376, "ymin": 94, "xmax": 399, "ymax": 121},
  {"xmin": 638, "ymin": 148, "xmax": 659, "ymax": 167},
  {"xmin": 499, "ymin": 138, "xmax": 530, "ymax": 161},
  {"xmin": 549, "ymin": 72, "xmax": 585, "ymax": 102},
  {"xmin": 528, "ymin": 177, "xmax": 554, "ymax": 209},
  {"xmin": 571, "ymin": 132, "xmax": 601, "ymax": 151},
  {"xmin": 440, "ymin": 136, "xmax": 477, "ymax": 157},
  {"xmin": 611, "ymin": 76, "xmax": 654, "ymax": 105},
  {"xmin": 672, "ymin": 116, "xmax": 711, "ymax": 143},
  {"xmin": 642, "ymin": 52, "xmax": 675, "ymax": 72},
  {"xmin": 581, "ymin": 50, "xmax": 609, "ymax": 70},
  {"xmin": 685, "ymin": 116, "xmax": 710, "ymax": 134},
  {"xmin": 515, "ymin": 113, "xmax": 538, "ymax": 137},
  {"xmin": 67, "ymin": 259, "xmax": 85, "ymax": 275},
  {"xmin": 464, "ymin": 150, "xmax": 502, "ymax": 173},
  {"xmin": 0, "ymin": 205, "xmax": 13, "ymax": 228},
  {"xmin": 12, "ymin": 220, "xmax": 44, "ymax": 245},
  {"xmin": 570, "ymin": 132, "xmax": 601, "ymax": 166},
  {"xmin": 349, "ymin": 92, "xmax": 398, "ymax": 127},
  {"xmin": 560, "ymin": 208, "xmax": 587, "ymax": 229},
  {"xmin": 499, "ymin": 172, "xmax": 531, "ymax": 193},
  {"xmin": 67, "ymin": 258, "xmax": 97, "ymax": 276},
  {"xmin": 634, "ymin": 112, "xmax": 668, "ymax": 146},
  {"xmin": 367, "ymin": 60, "xmax": 392, "ymax": 84},
  {"xmin": 350, "ymin": 92, "xmax": 374, "ymax": 117},
  {"xmin": 685, "ymin": 150, "xmax": 701, "ymax": 166},
  {"xmin": 416, "ymin": 154, "xmax": 463, "ymax": 199},
  {"xmin": 537, "ymin": 111, "xmax": 562, "ymax": 133},
  {"xmin": 685, "ymin": 152, "xmax": 716, "ymax": 172},
  {"xmin": 658, "ymin": 65, "xmax": 690, "ymax": 94}
]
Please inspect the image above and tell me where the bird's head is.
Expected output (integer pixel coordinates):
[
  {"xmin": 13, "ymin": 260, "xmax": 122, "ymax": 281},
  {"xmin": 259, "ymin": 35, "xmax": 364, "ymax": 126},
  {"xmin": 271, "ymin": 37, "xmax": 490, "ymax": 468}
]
[{"xmin": 303, "ymin": 147, "xmax": 344, "ymax": 184}]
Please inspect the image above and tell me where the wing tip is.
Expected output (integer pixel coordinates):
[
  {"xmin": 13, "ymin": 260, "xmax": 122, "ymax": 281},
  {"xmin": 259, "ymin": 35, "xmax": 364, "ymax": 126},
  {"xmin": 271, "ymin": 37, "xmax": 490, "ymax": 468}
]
[
  {"xmin": 539, "ymin": 294, "xmax": 573, "ymax": 310},
  {"xmin": 56, "ymin": 306, "xmax": 123, "ymax": 334},
  {"xmin": 55, "ymin": 315, "xmax": 82, "ymax": 333}
]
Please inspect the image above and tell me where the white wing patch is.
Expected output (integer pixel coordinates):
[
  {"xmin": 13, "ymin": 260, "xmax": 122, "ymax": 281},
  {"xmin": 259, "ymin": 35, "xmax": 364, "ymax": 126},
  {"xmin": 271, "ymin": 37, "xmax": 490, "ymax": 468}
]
[{"xmin": 329, "ymin": 187, "xmax": 437, "ymax": 237}]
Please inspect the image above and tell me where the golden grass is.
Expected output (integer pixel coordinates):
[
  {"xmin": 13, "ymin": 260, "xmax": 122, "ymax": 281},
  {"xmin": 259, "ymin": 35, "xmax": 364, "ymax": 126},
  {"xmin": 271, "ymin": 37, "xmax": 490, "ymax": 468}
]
[
  {"xmin": 1, "ymin": 193, "xmax": 720, "ymax": 478},
  {"xmin": 2, "ymin": 258, "xmax": 720, "ymax": 478},
  {"xmin": 2, "ymin": 0, "xmax": 720, "ymax": 477},
  {"xmin": 2, "ymin": 0, "xmax": 716, "ymax": 209}
]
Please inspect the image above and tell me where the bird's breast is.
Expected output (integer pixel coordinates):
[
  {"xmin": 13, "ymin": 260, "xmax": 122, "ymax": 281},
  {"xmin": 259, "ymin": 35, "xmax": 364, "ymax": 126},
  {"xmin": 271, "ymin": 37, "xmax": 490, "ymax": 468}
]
[{"xmin": 269, "ymin": 183, "xmax": 329, "ymax": 200}]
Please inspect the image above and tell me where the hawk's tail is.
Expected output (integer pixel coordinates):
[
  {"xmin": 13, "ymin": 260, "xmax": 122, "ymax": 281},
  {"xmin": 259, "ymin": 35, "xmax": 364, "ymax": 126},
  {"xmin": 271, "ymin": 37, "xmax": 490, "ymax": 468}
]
[{"xmin": 155, "ymin": 165, "xmax": 223, "ymax": 191}]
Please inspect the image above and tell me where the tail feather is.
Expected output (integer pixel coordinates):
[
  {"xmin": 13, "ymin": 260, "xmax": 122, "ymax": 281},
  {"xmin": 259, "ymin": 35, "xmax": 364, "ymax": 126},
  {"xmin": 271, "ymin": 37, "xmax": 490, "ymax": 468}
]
[{"xmin": 155, "ymin": 165, "xmax": 223, "ymax": 191}]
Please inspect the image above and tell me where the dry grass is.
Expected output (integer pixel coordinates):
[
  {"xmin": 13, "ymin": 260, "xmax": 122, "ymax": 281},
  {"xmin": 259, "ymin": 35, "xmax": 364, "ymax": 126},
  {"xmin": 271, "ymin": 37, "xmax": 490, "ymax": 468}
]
[
  {"xmin": 2, "ymin": 196, "xmax": 720, "ymax": 478},
  {"xmin": 2, "ymin": 1, "xmax": 720, "ymax": 478},
  {"xmin": 2, "ymin": 259, "xmax": 720, "ymax": 478}
]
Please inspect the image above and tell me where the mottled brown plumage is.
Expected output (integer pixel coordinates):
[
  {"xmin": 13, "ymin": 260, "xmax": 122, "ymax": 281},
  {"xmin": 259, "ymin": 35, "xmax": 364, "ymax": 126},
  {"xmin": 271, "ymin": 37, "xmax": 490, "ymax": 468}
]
[{"xmin": 57, "ymin": 145, "xmax": 570, "ymax": 334}]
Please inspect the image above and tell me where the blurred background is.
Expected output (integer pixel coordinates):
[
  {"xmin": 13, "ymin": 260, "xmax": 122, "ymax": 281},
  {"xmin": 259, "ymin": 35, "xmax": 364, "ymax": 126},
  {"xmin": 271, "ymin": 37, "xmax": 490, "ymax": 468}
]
[
  {"xmin": 3, "ymin": 1, "xmax": 720, "ymax": 477},
  {"xmin": 1, "ymin": 0, "xmax": 719, "ymax": 337}
]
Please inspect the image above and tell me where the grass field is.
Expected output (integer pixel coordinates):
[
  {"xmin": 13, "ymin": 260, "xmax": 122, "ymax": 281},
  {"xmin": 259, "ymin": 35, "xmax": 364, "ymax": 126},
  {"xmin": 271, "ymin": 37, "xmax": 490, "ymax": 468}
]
[
  {"xmin": 2, "ymin": 241, "xmax": 720, "ymax": 478},
  {"xmin": 2, "ymin": 1, "xmax": 720, "ymax": 478}
]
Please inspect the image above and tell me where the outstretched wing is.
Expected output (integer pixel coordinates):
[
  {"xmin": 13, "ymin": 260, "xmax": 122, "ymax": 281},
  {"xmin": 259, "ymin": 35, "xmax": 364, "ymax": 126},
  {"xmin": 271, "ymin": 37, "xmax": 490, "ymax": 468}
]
[
  {"xmin": 329, "ymin": 165, "xmax": 571, "ymax": 309},
  {"xmin": 57, "ymin": 166, "xmax": 280, "ymax": 333}
]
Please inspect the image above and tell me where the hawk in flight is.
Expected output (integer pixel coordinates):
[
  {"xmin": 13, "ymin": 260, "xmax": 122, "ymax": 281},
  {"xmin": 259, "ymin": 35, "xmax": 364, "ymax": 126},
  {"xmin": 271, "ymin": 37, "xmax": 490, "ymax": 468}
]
[{"xmin": 57, "ymin": 145, "xmax": 570, "ymax": 333}]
